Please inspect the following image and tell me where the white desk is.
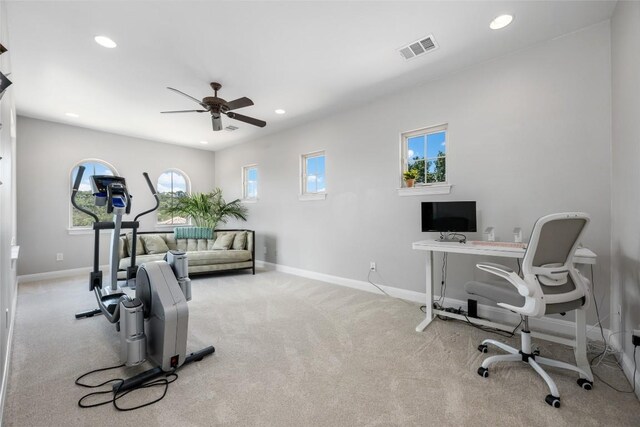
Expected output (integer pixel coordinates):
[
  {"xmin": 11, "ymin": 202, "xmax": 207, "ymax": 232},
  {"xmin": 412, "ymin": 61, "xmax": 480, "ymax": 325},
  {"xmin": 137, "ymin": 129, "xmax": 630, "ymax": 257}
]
[{"xmin": 412, "ymin": 239, "xmax": 597, "ymax": 375}]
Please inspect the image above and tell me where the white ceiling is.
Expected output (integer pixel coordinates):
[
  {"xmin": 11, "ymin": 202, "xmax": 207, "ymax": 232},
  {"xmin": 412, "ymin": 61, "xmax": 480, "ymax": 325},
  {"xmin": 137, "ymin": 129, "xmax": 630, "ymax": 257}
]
[{"xmin": 5, "ymin": 1, "xmax": 615, "ymax": 151}]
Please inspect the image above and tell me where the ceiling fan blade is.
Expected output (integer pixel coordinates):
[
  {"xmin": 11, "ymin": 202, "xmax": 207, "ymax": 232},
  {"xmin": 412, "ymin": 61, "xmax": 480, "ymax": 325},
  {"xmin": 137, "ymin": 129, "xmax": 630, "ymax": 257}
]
[
  {"xmin": 166, "ymin": 87, "xmax": 208, "ymax": 109},
  {"xmin": 226, "ymin": 97, "xmax": 254, "ymax": 111},
  {"xmin": 226, "ymin": 112, "xmax": 266, "ymax": 127},
  {"xmin": 161, "ymin": 109, "xmax": 207, "ymax": 113},
  {"xmin": 212, "ymin": 114, "xmax": 223, "ymax": 131}
]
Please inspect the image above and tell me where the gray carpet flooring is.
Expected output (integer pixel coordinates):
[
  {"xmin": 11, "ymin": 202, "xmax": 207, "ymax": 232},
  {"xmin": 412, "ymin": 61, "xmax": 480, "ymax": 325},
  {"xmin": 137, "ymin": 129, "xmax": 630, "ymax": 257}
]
[{"xmin": 3, "ymin": 269, "xmax": 639, "ymax": 426}]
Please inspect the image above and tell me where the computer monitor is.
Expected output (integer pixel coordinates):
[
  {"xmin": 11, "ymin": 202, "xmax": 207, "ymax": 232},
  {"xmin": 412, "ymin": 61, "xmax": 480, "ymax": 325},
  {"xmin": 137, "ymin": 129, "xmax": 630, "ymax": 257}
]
[{"xmin": 421, "ymin": 201, "xmax": 477, "ymax": 233}]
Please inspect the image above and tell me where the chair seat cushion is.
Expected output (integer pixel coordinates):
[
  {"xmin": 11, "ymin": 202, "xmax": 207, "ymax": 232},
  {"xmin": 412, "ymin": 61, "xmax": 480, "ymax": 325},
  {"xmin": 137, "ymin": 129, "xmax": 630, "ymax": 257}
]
[{"xmin": 465, "ymin": 279, "xmax": 585, "ymax": 315}]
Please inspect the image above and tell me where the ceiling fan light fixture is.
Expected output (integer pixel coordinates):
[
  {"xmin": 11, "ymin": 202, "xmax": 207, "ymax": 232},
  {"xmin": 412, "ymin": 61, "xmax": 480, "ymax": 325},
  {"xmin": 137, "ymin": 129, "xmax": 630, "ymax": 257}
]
[
  {"xmin": 94, "ymin": 35, "xmax": 117, "ymax": 48},
  {"xmin": 275, "ymin": 109, "xmax": 286, "ymax": 115},
  {"xmin": 489, "ymin": 14, "xmax": 514, "ymax": 30}
]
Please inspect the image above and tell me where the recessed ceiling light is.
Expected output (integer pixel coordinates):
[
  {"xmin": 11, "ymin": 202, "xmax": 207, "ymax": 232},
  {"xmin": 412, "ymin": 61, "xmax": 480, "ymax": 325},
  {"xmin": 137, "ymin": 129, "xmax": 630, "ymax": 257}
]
[
  {"xmin": 275, "ymin": 109, "xmax": 286, "ymax": 115},
  {"xmin": 65, "ymin": 112, "xmax": 79, "ymax": 118},
  {"xmin": 94, "ymin": 35, "xmax": 117, "ymax": 48},
  {"xmin": 199, "ymin": 140, "xmax": 208, "ymax": 145},
  {"xmin": 489, "ymin": 14, "xmax": 514, "ymax": 30}
]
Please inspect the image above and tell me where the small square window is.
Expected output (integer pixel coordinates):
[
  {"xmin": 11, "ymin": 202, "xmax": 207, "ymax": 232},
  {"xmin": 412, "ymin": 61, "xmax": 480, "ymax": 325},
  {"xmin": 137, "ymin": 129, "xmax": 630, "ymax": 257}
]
[
  {"xmin": 402, "ymin": 124, "xmax": 447, "ymax": 186},
  {"xmin": 242, "ymin": 165, "xmax": 258, "ymax": 200},
  {"xmin": 300, "ymin": 151, "xmax": 326, "ymax": 200}
]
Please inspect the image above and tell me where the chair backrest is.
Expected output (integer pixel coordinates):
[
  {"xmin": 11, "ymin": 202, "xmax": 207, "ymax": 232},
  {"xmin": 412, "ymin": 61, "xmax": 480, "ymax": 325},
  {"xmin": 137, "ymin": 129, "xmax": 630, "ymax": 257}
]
[{"xmin": 522, "ymin": 212, "xmax": 590, "ymax": 314}]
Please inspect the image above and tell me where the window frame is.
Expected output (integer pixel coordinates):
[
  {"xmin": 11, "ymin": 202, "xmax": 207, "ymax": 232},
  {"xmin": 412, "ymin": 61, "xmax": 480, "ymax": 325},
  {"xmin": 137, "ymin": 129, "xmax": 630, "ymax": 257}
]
[
  {"xmin": 299, "ymin": 150, "xmax": 327, "ymax": 201},
  {"xmin": 399, "ymin": 123, "xmax": 451, "ymax": 196},
  {"xmin": 155, "ymin": 168, "xmax": 191, "ymax": 227},
  {"xmin": 68, "ymin": 158, "xmax": 119, "ymax": 231},
  {"xmin": 241, "ymin": 164, "xmax": 258, "ymax": 202}
]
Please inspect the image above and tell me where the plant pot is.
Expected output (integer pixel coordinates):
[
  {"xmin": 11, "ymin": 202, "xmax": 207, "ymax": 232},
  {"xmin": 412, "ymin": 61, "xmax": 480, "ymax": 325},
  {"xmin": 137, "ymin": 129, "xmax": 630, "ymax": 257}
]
[{"xmin": 405, "ymin": 179, "xmax": 415, "ymax": 188}]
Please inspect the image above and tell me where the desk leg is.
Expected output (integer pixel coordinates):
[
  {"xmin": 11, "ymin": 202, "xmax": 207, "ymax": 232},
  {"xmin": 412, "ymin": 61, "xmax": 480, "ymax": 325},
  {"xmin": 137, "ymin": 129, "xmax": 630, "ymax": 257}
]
[
  {"xmin": 574, "ymin": 308, "xmax": 592, "ymax": 378},
  {"xmin": 416, "ymin": 250, "xmax": 434, "ymax": 332}
]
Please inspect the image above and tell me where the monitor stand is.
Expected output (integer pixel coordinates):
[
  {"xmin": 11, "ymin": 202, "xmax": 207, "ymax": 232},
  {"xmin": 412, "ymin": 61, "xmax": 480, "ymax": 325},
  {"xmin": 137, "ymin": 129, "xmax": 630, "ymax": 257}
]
[{"xmin": 437, "ymin": 232, "xmax": 467, "ymax": 243}]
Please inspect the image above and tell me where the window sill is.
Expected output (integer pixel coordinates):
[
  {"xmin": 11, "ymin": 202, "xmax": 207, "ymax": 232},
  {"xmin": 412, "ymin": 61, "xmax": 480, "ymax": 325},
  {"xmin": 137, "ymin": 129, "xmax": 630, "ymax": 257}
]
[
  {"xmin": 155, "ymin": 224, "xmax": 178, "ymax": 231},
  {"xmin": 241, "ymin": 198, "xmax": 258, "ymax": 204},
  {"xmin": 397, "ymin": 183, "xmax": 452, "ymax": 196},
  {"xmin": 67, "ymin": 228, "xmax": 113, "ymax": 235},
  {"xmin": 299, "ymin": 193, "xmax": 327, "ymax": 201}
]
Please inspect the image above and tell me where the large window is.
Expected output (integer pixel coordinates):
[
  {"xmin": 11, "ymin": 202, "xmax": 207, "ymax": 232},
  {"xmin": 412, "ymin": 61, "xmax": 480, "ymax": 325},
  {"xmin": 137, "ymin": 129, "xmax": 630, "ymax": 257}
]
[
  {"xmin": 242, "ymin": 165, "xmax": 258, "ymax": 201},
  {"xmin": 300, "ymin": 151, "xmax": 326, "ymax": 199},
  {"xmin": 70, "ymin": 159, "xmax": 118, "ymax": 228},
  {"xmin": 402, "ymin": 124, "xmax": 447, "ymax": 185},
  {"xmin": 157, "ymin": 169, "xmax": 190, "ymax": 225}
]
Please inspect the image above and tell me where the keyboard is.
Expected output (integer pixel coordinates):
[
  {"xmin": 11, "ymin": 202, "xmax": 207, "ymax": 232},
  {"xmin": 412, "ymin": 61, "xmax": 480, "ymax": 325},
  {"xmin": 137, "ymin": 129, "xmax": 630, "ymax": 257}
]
[{"xmin": 468, "ymin": 241, "xmax": 527, "ymax": 249}]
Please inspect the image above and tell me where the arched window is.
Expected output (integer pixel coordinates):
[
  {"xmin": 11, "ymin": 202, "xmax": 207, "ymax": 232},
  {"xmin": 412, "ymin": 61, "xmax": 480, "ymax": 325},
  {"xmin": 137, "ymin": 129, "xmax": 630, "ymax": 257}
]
[
  {"xmin": 156, "ymin": 169, "xmax": 190, "ymax": 225},
  {"xmin": 70, "ymin": 159, "xmax": 118, "ymax": 228}
]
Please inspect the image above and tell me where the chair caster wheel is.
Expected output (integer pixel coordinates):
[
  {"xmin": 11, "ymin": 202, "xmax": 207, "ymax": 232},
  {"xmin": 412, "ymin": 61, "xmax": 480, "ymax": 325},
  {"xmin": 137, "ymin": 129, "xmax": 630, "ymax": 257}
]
[
  {"xmin": 577, "ymin": 378, "xmax": 593, "ymax": 390},
  {"xmin": 477, "ymin": 367, "xmax": 489, "ymax": 378},
  {"xmin": 545, "ymin": 394, "xmax": 560, "ymax": 408},
  {"xmin": 478, "ymin": 344, "xmax": 488, "ymax": 353}
]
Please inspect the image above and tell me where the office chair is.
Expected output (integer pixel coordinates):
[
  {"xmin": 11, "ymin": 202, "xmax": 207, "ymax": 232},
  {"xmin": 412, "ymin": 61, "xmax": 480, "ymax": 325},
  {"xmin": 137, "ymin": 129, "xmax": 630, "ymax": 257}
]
[{"xmin": 465, "ymin": 212, "xmax": 594, "ymax": 408}]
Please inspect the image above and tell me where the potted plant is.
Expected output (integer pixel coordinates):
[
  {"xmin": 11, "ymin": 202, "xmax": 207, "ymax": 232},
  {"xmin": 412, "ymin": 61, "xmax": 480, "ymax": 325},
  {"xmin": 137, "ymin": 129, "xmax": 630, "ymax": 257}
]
[
  {"xmin": 164, "ymin": 188, "xmax": 248, "ymax": 234},
  {"xmin": 403, "ymin": 170, "xmax": 418, "ymax": 188}
]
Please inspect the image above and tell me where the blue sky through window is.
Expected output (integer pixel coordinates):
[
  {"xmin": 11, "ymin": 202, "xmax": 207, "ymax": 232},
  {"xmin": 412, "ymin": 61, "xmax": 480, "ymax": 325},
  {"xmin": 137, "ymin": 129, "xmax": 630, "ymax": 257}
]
[
  {"xmin": 71, "ymin": 161, "xmax": 115, "ymax": 192},
  {"xmin": 157, "ymin": 171, "xmax": 187, "ymax": 194},
  {"xmin": 407, "ymin": 131, "xmax": 445, "ymax": 163},
  {"xmin": 427, "ymin": 131, "xmax": 446, "ymax": 158},
  {"xmin": 408, "ymin": 136, "xmax": 425, "ymax": 164},
  {"xmin": 306, "ymin": 155, "xmax": 325, "ymax": 193},
  {"xmin": 246, "ymin": 167, "xmax": 258, "ymax": 198}
]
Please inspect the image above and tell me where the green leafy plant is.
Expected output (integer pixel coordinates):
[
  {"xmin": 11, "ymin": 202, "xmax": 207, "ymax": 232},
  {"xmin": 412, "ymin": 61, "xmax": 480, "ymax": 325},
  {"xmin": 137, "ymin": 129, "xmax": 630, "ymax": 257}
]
[
  {"xmin": 403, "ymin": 169, "xmax": 418, "ymax": 180},
  {"xmin": 163, "ymin": 188, "xmax": 248, "ymax": 230}
]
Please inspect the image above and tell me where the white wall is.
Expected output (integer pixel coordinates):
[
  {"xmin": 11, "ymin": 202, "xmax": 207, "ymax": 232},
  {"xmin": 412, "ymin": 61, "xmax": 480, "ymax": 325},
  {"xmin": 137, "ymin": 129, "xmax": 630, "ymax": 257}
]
[
  {"xmin": 16, "ymin": 117, "xmax": 216, "ymax": 275},
  {"xmin": 215, "ymin": 22, "xmax": 612, "ymax": 326},
  {"xmin": 0, "ymin": 0, "xmax": 18, "ymax": 416},
  {"xmin": 611, "ymin": 0, "xmax": 640, "ymax": 396}
]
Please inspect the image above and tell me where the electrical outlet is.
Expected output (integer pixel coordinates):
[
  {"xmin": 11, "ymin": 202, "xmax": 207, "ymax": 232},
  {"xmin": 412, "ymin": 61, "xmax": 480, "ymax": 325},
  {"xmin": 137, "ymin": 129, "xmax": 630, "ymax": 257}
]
[
  {"xmin": 370, "ymin": 261, "xmax": 376, "ymax": 271},
  {"xmin": 56, "ymin": 253, "xmax": 63, "ymax": 261}
]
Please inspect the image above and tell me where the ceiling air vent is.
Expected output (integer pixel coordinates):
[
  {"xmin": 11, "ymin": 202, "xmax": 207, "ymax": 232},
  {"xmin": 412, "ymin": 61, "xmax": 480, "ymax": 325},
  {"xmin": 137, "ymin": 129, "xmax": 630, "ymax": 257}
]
[
  {"xmin": 225, "ymin": 125, "xmax": 239, "ymax": 131},
  {"xmin": 398, "ymin": 35, "xmax": 438, "ymax": 60}
]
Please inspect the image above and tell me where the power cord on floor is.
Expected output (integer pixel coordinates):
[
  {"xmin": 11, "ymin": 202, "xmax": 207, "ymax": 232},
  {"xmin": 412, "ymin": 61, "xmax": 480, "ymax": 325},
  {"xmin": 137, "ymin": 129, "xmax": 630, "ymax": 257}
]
[
  {"xmin": 366, "ymin": 269, "xmax": 415, "ymax": 308},
  {"xmin": 76, "ymin": 363, "xmax": 179, "ymax": 411},
  {"xmin": 587, "ymin": 264, "xmax": 637, "ymax": 394}
]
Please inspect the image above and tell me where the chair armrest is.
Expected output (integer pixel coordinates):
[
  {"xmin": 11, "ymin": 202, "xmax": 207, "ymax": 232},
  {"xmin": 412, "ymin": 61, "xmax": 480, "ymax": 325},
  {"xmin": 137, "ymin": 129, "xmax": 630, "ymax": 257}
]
[{"xmin": 476, "ymin": 262, "xmax": 532, "ymax": 297}]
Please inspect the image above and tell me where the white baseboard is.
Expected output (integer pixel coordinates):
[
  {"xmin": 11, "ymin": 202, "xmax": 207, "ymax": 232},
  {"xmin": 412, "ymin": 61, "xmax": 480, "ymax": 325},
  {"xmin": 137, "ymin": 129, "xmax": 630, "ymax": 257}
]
[
  {"xmin": 609, "ymin": 335, "xmax": 640, "ymax": 400},
  {"xmin": 0, "ymin": 286, "xmax": 18, "ymax": 422},
  {"xmin": 17, "ymin": 265, "xmax": 109, "ymax": 284},
  {"xmin": 256, "ymin": 260, "xmax": 610, "ymax": 343},
  {"xmin": 257, "ymin": 260, "xmax": 425, "ymax": 303}
]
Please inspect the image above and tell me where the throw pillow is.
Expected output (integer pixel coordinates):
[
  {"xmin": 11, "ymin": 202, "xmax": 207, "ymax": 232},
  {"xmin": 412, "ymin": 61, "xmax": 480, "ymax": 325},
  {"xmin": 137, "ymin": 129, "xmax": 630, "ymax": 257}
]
[
  {"xmin": 119, "ymin": 237, "xmax": 128, "ymax": 259},
  {"xmin": 141, "ymin": 234, "xmax": 169, "ymax": 254},
  {"xmin": 232, "ymin": 232, "xmax": 247, "ymax": 250},
  {"xmin": 212, "ymin": 233, "xmax": 235, "ymax": 250},
  {"xmin": 126, "ymin": 233, "xmax": 145, "ymax": 256}
]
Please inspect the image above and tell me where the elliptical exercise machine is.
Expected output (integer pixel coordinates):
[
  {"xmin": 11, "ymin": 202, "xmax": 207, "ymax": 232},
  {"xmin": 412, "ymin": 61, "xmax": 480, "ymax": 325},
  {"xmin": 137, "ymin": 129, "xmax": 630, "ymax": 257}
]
[{"xmin": 71, "ymin": 166, "xmax": 214, "ymax": 395}]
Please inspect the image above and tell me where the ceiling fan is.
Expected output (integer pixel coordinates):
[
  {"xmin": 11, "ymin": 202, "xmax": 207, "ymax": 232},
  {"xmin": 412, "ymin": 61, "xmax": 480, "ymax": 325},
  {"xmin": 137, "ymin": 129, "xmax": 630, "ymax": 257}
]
[{"xmin": 162, "ymin": 82, "xmax": 266, "ymax": 131}]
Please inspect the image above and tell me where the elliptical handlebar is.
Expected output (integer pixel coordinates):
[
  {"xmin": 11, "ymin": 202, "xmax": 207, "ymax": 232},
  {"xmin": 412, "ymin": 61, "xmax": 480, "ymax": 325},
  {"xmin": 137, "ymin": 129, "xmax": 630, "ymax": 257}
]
[
  {"xmin": 134, "ymin": 172, "xmax": 160, "ymax": 222},
  {"xmin": 71, "ymin": 166, "xmax": 99, "ymax": 223}
]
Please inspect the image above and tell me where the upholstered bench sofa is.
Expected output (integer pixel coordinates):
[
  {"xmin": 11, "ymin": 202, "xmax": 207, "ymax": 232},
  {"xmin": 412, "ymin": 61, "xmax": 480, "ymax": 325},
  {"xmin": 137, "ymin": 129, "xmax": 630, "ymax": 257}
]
[{"xmin": 118, "ymin": 229, "xmax": 255, "ymax": 276}]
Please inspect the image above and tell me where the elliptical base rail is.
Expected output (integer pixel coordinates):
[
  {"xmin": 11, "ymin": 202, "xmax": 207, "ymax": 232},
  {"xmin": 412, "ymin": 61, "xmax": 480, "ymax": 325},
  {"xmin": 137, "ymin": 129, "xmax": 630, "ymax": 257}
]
[
  {"xmin": 75, "ymin": 308, "xmax": 103, "ymax": 319},
  {"xmin": 113, "ymin": 346, "xmax": 215, "ymax": 393}
]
